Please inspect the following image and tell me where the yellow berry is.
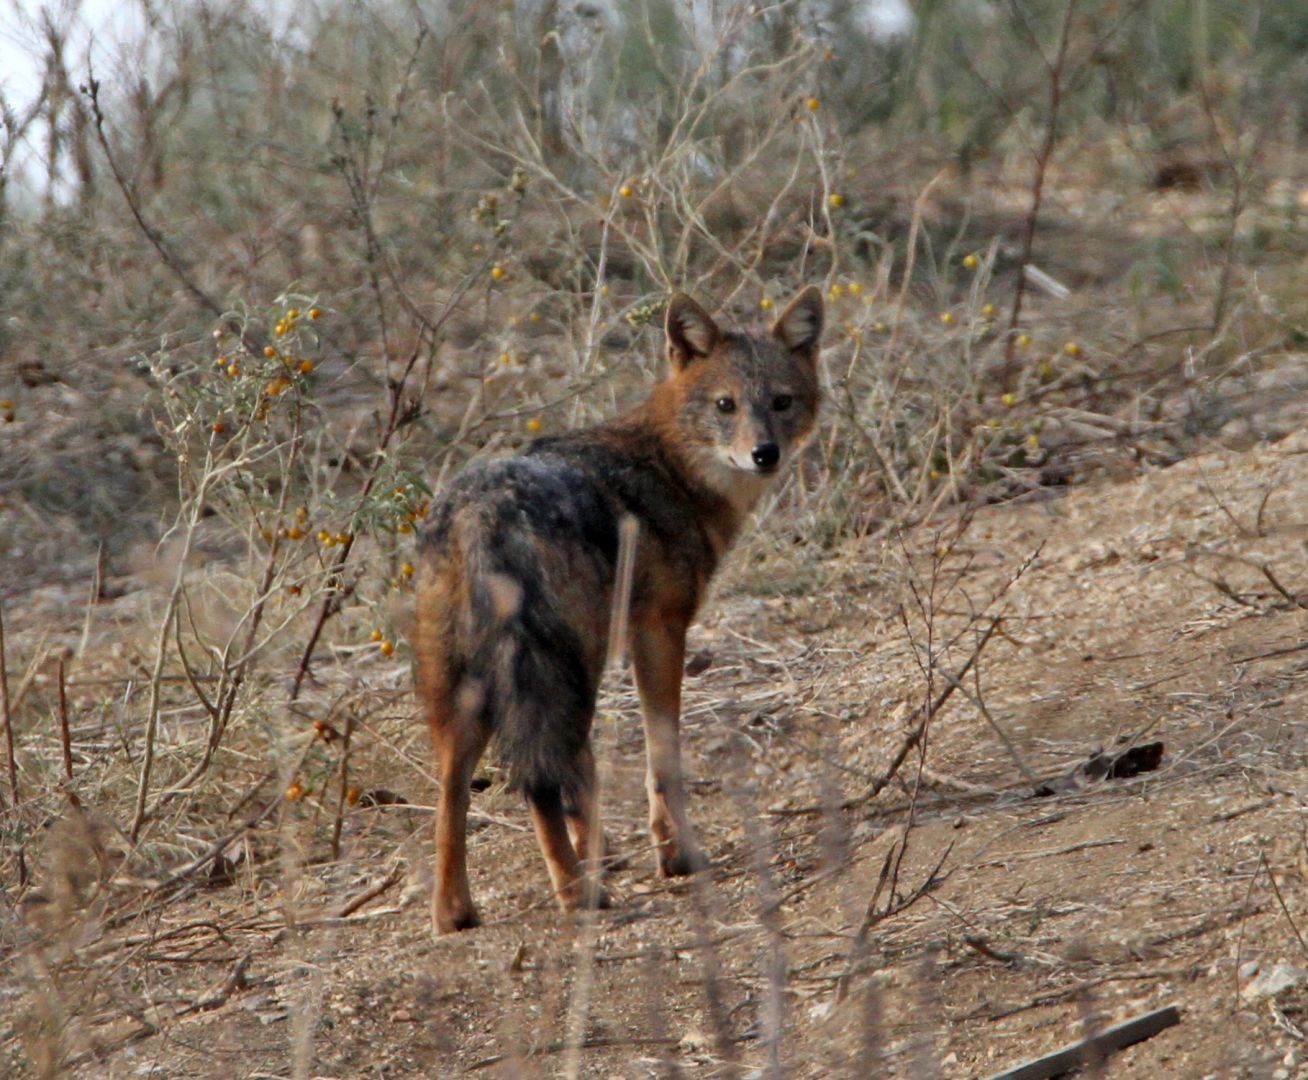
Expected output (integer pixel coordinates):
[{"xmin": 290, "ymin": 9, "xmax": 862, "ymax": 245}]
[
  {"xmin": 599, "ymin": 284, "xmax": 609, "ymax": 296},
  {"xmin": 490, "ymin": 265, "xmax": 506, "ymax": 281},
  {"xmin": 274, "ymin": 323, "xmax": 287, "ymax": 337},
  {"xmin": 379, "ymin": 640, "xmax": 395, "ymax": 657},
  {"xmin": 309, "ymin": 307, "xmax": 323, "ymax": 319},
  {"xmin": 334, "ymin": 531, "xmax": 350, "ymax": 545},
  {"xmin": 939, "ymin": 312, "xmax": 954, "ymax": 325},
  {"xmin": 286, "ymin": 307, "xmax": 300, "ymax": 320},
  {"xmin": 369, "ymin": 629, "xmax": 383, "ymax": 642},
  {"xmin": 618, "ymin": 184, "xmax": 634, "ymax": 198},
  {"xmin": 873, "ymin": 321, "xmax": 887, "ymax": 333},
  {"xmin": 401, "ymin": 562, "xmax": 415, "ymax": 577},
  {"xmin": 847, "ymin": 282, "xmax": 863, "ymax": 296},
  {"xmin": 1001, "ymin": 392, "xmax": 1016, "ymax": 407},
  {"xmin": 397, "ymin": 521, "xmax": 413, "ymax": 534},
  {"xmin": 0, "ymin": 399, "xmax": 11, "ymax": 410},
  {"xmin": 760, "ymin": 297, "xmax": 774, "ymax": 310},
  {"xmin": 828, "ymin": 193, "xmax": 845, "ymax": 208},
  {"xmin": 498, "ymin": 352, "xmax": 512, "ymax": 366},
  {"xmin": 525, "ymin": 417, "xmax": 543, "ymax": 433},
  {"xmin": 264, "ymin": 346, "xmax": 277, "ymax": 358},
  {"xmin": 1026, "ymin": 433, "xmax": 1040, "ymax": 448},
  {"xmin": 963, "ymin": 253, "xmax": 979, "ymax": 270},
  {"xmin": 828, "ymin": 283, "xmax": 845, "ymax": 299},
  {"xmin": 981, "ymin": 303, "xmax": 996, "ymax": 318},
  {"xmin": 214, "ymin": 357, "xmax": 226, "ymax": 368},
  {"xmin": 1016, "ymin": 333, "xmax": 1032, "ymax": 348},
  {"xmin": 317, "ymin": 529, "xmax": 331, "ymax": 543},
  {"xmin": 805, "ymin": 96, "xmax": 821, "ymax": 111},
  {"xmin": 298, "ymin": 359, "xmax": 315, "ymax": 374},
  {"xmin": 1064, "ymin": 341, "xmax": 1082, "ymax": 357},
  {"xmin": 226, "ymin": 363, "xmax": 241, "ymax": 377},
  {"xmin": 287, "ymin": 526, "xmax": 305, "ymax": 540},
  {"xmin": 529, "ymin": 312, "xmax": 541, "ymax": 322}
]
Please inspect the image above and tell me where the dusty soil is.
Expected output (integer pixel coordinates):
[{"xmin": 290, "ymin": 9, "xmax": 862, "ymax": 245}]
[{"xmin": 9, "ymin": 426, "xmax": 1308, "ymax": 1078}]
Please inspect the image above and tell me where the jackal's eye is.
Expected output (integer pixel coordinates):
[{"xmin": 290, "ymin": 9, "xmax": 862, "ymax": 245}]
[
  {"xmin": 772, "ymin": 394, "xmax": 793, "ymax": 412},
  {"xmin": 715, "ymin": 396, "xmax": 736, "ymax": 414}
]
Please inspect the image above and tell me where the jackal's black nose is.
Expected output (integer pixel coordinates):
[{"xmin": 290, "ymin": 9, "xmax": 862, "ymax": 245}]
[{"xmin": 751, "ymin": 443, "xmax": 780, "ymax": 470}]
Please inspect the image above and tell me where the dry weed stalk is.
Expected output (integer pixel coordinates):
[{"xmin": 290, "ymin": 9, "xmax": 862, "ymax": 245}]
[
  {"xmin": 0, "ymin": 603, "xmax": 16, "ymax": 810},
  {"xmin": 560, "ymin": 516, "xmax": 637, "ymax": 1079},
  {"xmin": 1000, "ymin": 0, "xmax": 1082, "ymax": 387}
]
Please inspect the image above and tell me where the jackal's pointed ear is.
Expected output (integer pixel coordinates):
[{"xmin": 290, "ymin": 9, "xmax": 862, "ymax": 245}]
[
  {"xmin": 666, "ymin": 293, "xmax": 721, "ymax": 370},
  {"xmin": 771, "ymin": 286, "xmax": 824, "ymax": 365}
]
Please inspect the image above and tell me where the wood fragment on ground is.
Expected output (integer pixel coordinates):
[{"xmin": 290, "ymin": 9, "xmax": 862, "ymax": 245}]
[{"xmin": 983, "ymin": 1004, "xmax": 1181, "ymax": 1080}]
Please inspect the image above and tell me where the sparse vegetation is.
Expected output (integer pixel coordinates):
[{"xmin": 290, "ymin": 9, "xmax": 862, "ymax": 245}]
[{"xmin": 4, "ymin": 0, "xmax": 1308, "ymax": 1075}]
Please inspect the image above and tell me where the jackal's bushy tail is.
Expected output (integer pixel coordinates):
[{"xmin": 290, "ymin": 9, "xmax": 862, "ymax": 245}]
[{"xmin": 456, "ymin": 539, "xmax": 599, "ymax": 800}]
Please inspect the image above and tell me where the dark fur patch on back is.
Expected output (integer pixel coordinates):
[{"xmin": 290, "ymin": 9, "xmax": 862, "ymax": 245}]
[{"xmin": 421, "ymin": 455, "xmax": 619, "ymax": 798}]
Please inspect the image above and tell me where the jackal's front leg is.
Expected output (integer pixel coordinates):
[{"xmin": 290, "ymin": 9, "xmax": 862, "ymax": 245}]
[{"xmin": 632, "ymin": 617, "xmax": 707, "ymax": 877}]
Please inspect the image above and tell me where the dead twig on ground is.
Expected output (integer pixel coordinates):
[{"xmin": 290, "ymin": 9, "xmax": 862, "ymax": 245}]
[{"xmin": 334, "ymin": 862, "xmax": 404, "ymax": 919}]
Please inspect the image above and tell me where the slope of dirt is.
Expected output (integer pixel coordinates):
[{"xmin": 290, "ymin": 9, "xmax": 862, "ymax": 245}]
[{"xmin": 9, "ymin": 430, "xmax": 1308, "ymax": 1078}]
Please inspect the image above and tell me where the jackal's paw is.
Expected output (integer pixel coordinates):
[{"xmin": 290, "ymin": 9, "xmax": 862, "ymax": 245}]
[
  {"xmin": 433, "ymin": 901, "xmax": 481, "ymax": 935},
  {"xmin": 559, "ymin": 883, "xmax": 612, "ymax": 913},
  {"xmin": 658, "ymin": 844, "xmax": 709, "ymax": 878}
]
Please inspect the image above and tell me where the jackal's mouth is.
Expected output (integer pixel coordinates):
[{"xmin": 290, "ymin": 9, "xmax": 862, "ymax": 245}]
[{"xmin": 724, "ymin": 454, "xmax": 780, "ymax": 477}]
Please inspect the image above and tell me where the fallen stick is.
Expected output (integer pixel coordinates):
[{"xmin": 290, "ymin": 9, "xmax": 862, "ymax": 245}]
[
  {"xmin": 983, "ymin": 1004, "xmax": 1181, "ymax": 1080},
  {"xmin": 334, "ymin": 862, "xmax": 403, "ymax": 918}
]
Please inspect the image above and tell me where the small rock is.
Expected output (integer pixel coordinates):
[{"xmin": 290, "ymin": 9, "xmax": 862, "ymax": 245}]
[
  {"xmin": 1242, "ymin": 962, "xmax": 1308, "ymax": 1001},
  {"xmin": 808, "ymin": 1000, "xmax": 834, "ymax": 1022}
]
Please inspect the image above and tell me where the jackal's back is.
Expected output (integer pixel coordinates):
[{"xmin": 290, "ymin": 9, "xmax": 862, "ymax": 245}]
[{"xmin": 416, "ymin": 453, "xmax": 621, "ymax": 797}]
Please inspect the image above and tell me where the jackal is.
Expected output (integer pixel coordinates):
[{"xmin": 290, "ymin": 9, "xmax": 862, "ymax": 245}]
[{"xmin": 415, "ymin": 287, "xmax": 823, "ymax": 933}]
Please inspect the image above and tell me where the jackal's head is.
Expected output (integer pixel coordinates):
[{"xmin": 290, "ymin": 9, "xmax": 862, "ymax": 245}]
[{"xmin": 660, "ymin": 288, "xmax": 823, "ymax": 499}]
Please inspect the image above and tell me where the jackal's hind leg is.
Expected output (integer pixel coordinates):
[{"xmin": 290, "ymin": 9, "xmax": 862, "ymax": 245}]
[
  {"xmin": 564, "ymin": 746, "xmax": 626, "ymax": 883},
  {"xmin": 529, "ymin": 783, "xmax": 611, "ymax": 912},
  {"xmin": 431, "ymin": 714, "xmax": 492, "ymax": 935}
]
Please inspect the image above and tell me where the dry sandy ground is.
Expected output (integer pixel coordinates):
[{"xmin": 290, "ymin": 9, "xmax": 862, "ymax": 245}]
[{"xmin": 9, "ymin": 427, "xmax": 1308, "ymax": 1078}]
